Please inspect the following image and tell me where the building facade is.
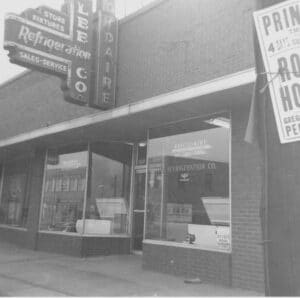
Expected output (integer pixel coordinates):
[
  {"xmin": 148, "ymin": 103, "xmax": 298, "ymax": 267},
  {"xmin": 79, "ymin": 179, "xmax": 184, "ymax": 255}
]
[{"xmin": 0, "ymin": 0, "xmax": 272, "ymax": 294}]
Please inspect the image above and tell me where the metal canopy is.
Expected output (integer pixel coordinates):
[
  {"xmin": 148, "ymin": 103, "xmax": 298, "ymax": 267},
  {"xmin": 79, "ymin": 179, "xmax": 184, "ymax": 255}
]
[{"xmin": 0, "ymin": 80, "xmax": 253, "ymax": 162}]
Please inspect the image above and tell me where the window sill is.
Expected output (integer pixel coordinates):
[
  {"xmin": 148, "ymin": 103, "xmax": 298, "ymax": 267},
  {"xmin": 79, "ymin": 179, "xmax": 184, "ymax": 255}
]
[
  {"xmin": 143, "ymin": 239, "xmax": 231, "ymax": 254},
  {"xmin": 38, "ymin": 230, "xmax": 130, "ymax": 238},
  {"xmin": 0, "ymin": 224, "xmax": 27, "ymax": 231}
]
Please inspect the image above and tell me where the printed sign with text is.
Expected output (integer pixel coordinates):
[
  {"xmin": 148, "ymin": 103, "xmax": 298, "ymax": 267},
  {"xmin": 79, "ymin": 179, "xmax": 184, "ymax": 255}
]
[{"xmin": 254, "ymin": 0, "xmax": 300, "ymax": 143}]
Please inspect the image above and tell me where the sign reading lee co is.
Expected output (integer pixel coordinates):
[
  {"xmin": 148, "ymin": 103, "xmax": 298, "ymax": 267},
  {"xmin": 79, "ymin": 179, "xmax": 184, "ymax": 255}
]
[
  {"xmin": 254, "ymin": 0, "xmax": 300, "ymax": 143},
  {"xmin": 4, "ymin": 0, "xmax": 117, "ymax": 109}
]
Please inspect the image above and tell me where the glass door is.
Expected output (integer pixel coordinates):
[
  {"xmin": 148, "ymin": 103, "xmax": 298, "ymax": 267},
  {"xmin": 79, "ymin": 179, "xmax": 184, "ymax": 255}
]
[{"xmin": 132, "ymin": 168, "xmax": 146, "ymax": 251}]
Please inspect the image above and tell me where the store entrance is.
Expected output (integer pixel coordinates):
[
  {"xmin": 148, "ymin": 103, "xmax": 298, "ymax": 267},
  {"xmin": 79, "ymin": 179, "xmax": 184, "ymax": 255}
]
[{"xmin": 132, "ymin": 168, "xmax": 146, "ymax": 251}]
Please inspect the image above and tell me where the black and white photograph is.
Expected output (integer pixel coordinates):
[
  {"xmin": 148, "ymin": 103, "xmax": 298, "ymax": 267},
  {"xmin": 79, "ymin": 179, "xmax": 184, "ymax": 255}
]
[{"xmin": 0, "ymin": 0, "xmax": 299, "ymax": 296}]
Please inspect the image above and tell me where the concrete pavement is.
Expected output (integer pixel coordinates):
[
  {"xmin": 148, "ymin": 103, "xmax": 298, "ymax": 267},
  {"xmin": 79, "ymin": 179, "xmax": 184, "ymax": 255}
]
[{"xmin": 0, "ymin": 242, "xmax": 262, "ymax": 296}]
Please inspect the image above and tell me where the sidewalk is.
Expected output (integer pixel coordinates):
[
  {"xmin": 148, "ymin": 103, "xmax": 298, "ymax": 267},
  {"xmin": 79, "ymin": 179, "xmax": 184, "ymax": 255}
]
[{"xmin": 0, "ymin": 242, "xmax": 262, "ymax": 297}]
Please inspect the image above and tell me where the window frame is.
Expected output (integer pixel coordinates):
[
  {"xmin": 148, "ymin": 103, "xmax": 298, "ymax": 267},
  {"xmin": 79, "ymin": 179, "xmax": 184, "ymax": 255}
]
[
  {"xmin": 0, "ymin": 165, "xmax": 4, "ymax": 208},
  {"xmin": 0, "ymin": 157, "xmax": 31, "ymax": 230},
  {"xmin": 39, "ymin": 142, "xmax": 134, "ymax": 237},
  {"xmin": 86, "ymin": 141, "xmax": 133, "ymax": 236},
  {"xmin": 144, "ymin": 112, "xmax": 232, "ymax": 253},
  {"xmin": 38, "ymin": 145, "xmax": 89, "ymax": 235}
]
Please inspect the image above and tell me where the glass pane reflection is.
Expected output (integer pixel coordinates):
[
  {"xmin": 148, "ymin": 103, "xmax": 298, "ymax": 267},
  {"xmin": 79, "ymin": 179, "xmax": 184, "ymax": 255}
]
[
  {"xmin": 146, "ymin": 115, "xmax": 231, "ymax": 251},
  {"xmin": 83, "ymin": 142, "xmax": 132, "ymax": 235},
  {"xmin": 0, "ymin": 159, "xmax": 30, "ymax": 228},
  {"xmin": 40, "ymin": 148, "xmax": 88, "ymax": 233}
]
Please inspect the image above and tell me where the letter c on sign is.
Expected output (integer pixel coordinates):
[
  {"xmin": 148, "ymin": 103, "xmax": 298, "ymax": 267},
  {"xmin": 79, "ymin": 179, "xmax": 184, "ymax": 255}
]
[{"xmin": 76, "ymin": 67, "xmax": 87, "ymax": 79}]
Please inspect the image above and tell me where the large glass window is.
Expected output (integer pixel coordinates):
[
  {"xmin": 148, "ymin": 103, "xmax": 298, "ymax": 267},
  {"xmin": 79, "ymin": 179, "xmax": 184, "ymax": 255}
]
[
  {"xmin": 80, "ymin": 142, "xmax": 132, "ymax": 235},
  {"xmin": 145, "ymin": 114, "xmax": 231, "ymax": 251},
  {"xmin": 39, "ymin": 142, "xmax": 132, "ymax": 236},
  {"xmin": 40, "ymin": 146, "xmax": 88, "ymax": 233},
  {"xmin": 0, "ymin": 159, "xmax": 30, "ymax": 228}
]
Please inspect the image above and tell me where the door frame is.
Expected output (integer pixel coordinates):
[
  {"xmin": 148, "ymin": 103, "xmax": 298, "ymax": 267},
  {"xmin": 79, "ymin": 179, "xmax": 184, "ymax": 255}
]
[{"xmin": 130, "ymin": 143, "xmax": 147, "ymax": 253}]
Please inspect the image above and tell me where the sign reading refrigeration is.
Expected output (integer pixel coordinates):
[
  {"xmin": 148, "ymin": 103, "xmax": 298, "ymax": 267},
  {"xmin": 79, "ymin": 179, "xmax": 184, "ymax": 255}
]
[
  {"xmin": 3, "ymin": 0, "xmax": 117, "ymax": 109},
  {"xmin": 254, "ymin": 0, "xmax": 300, "ymax": 143}
]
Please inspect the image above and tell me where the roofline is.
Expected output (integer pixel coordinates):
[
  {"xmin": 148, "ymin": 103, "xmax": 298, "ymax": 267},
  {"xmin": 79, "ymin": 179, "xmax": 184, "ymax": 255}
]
[
  {"xmin": 119, "ymin": 0, "xmax": 167, "ymax": 25},
  {"xmin": 0, "ymin": 0, "xmax": 166, "ymax": 89},
  {"xmin": 0, "ymin": 69, "xmax": 32, "ymax": 90},
  {"xmin": 0, "ymin": 68, "xmax": 256, "ymax": 149}
]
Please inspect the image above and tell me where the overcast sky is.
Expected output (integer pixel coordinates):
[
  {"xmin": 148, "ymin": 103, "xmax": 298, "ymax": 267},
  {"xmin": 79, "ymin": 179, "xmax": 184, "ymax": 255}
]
[{"xmin": 0, "ymin": 0, "xmax": 153, "ymax": 85}]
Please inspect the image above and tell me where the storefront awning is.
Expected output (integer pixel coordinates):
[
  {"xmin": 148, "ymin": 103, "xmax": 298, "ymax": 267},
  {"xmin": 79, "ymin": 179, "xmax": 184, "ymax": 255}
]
[{"xmin": 0, "ymin": 68, "xmax": 255, "ymax": 160}]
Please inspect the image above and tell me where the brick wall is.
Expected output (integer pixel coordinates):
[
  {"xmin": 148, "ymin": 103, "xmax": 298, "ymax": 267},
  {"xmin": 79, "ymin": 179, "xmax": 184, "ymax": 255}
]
[
  {"xmin": 143, "ymin": 243, "xmax": 231, "ymax": 286},
  {"xmin": 81, "ymin": 237, "xmax": 131, "ymax": 257},
  {"xmin": 116, "ymin": 0, "xmax": 256, "ymax": 105},
  {"xmin": 0, "ymin": 72, "xmax": 98, "ymax": 140},
  {"xmin": 231, "ymin": 105, "xmax": 265, "ymax": 292},
  {"xmin": 0, "ymin": 227, "xmax": 32, "ymax": 249},
  {"xmin": 26, "ymin": 149, "xmax": 46, "ymax": 249},
  {"xmin": 36, "ymin": 233, "xmax": 83, "ymax": 257}
]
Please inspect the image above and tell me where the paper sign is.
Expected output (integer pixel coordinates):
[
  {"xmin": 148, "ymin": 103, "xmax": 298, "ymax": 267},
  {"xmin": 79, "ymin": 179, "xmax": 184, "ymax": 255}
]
[{"xmin": 254, "ymin": 0, "xmax": 300, "ymax": 143}]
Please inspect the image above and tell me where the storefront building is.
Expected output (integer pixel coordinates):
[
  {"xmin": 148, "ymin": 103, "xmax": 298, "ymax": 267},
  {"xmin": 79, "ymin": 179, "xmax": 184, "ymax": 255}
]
[{"xmin": 0, "ymin": 0, "xmax": 268, "ymax": 294}]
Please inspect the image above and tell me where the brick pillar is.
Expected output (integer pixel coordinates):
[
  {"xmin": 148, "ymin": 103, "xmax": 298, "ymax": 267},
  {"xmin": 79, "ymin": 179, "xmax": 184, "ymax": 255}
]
[
  {"xmin": 231, "ymin": 106, "xmax": 266, "ymax": 293},
  {"xmin": 26, "ymin": 149, "xmax": 46, "ymax": 249}
]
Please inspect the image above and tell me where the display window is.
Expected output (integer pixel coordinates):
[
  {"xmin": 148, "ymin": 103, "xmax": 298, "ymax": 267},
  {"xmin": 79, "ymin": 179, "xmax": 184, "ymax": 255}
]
[
  {"xmin": 81, "ymin": 142, "xmax": 132, "ymax": 235},
  {"xmin": 145, "ymin": 114, "xmax": 231, "ymax": 251},
  {"xmin": 0, "ymin": 158, "xmax": 30, "ymax": 228},
  {"xmin": 39, "ymin": 142, "xmax": 132, "ymax": 236},
  {"xmin": 39, "ymin": 146, "xmax": 88, "ymax": 233}
]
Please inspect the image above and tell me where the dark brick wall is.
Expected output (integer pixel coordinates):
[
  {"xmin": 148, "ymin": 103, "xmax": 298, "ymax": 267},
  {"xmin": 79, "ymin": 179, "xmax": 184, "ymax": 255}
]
[
  {"xmin": 0, "ymin": 72, "xmax": 99, "ymax": 140},
  {"xmin": 36, "ymin": 233, "xmax": 131, "ymax": 257},
  {"xmin": 116, "ymin": 0, "xmax": 256, "ymax": 105},
  {"xmin": 143, "ymin": 243, "xmax": 231, "ymax": 286},
  {"xmin": 231, "ymin": 105, "xmax": 265, "ymax": 293},
  {"xmin": 0, "ymin": 227, "xmax": 32, "ymax": 249},
  {"xmin": 232, "ymin": 108, "xmax": 264, "ymax": 292},
  {"xmin": 81, "ymin": 237, "xmax": 131, "ymax": 257},
  {"xmin": 26, "ymin": 149, "xmax": 46, "ymax": 249},
  {"xmin": 265, "ymin": 79, "xmax": 300, "ymax": 296},
  {"xmin": 37, "ymin": 233, "xmax": 83, "ymax": 257}
]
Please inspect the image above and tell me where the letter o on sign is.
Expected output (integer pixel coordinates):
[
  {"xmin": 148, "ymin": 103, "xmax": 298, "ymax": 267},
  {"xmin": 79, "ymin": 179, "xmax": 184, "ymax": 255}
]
[{"xmin": 75, "ymin": 81, "xmax": 87, "ymax": 93}]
